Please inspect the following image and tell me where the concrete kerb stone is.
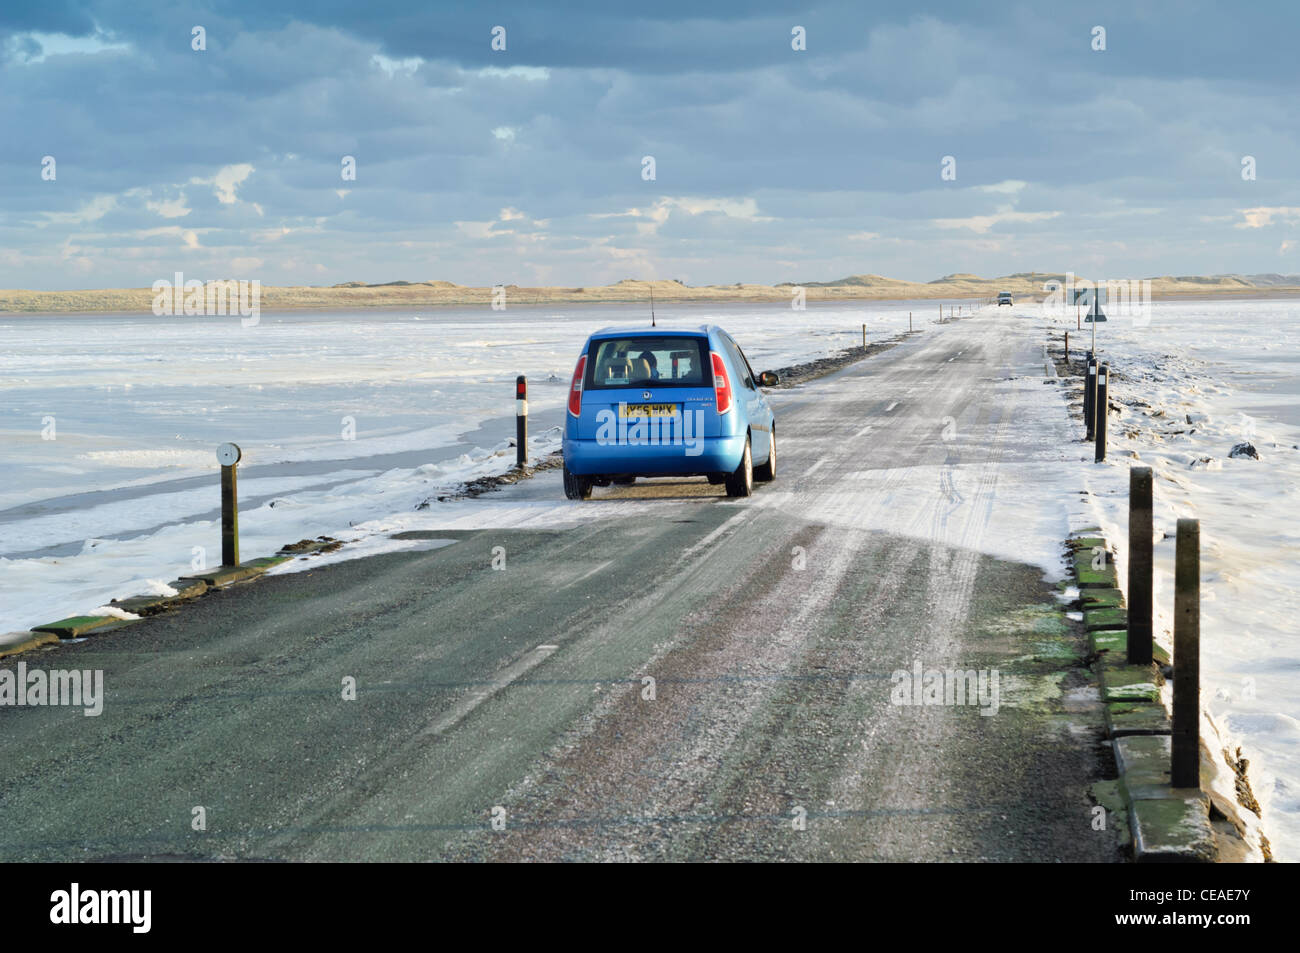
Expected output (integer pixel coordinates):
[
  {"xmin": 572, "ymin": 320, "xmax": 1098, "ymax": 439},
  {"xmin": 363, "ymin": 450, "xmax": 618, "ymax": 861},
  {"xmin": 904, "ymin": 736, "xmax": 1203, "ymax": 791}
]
[
  {"xmin": 1106, "ymin": 700, "xmax": 1173, "ymax": 737},
  {"xmin": 0, "ymin": 631, "xmax": 60, "ymax": 659},
  {"xmin": 1084, "ymin": 607, "xmax": 1128, "ymax": 631},
  {"xmin": 24, "ymin": 554, "xmax": 295, "ymax": 649},
  {"xmin": 1080, "ymin": 587, "xmax": 1125, "ymax": 609},
  {"xmin": 177, "ymin": 557, "xmax": 286, "ymax": 588},
  {"xmin": 111, "ymin": 578, "xmax": 209, "ymax": 616},
  {"xmin": 1067, "ymin": 530, "xmax": 1218, "ymax": 862},
  {"xmin": 1115, "ymin": 735, "xmax": 1217, "ymax": 863},
  {"xmin": 30, "ymin": 616, "xmax": 136, "ymax": 639}
]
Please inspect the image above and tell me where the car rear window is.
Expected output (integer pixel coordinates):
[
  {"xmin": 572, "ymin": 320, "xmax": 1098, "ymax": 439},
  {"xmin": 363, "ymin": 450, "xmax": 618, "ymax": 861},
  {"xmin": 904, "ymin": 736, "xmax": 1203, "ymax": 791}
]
[{"xmin": 585, "ymin": 336, "xmax": 707, "ymax": 389}]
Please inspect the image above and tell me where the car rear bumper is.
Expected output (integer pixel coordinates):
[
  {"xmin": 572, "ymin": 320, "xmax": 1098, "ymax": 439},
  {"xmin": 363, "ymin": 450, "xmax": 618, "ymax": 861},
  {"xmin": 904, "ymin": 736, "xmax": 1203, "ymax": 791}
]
[{"xmin": 563, "ymin": 434, "xmax": 746, "ymax": 476}]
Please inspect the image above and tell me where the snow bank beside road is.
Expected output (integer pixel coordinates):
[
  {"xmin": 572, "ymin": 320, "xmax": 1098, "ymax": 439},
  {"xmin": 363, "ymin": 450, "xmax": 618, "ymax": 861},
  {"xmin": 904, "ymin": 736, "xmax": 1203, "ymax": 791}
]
[{"xmin": 1046, "ymin": 297, "xmax": 1300, "ymax": 860}]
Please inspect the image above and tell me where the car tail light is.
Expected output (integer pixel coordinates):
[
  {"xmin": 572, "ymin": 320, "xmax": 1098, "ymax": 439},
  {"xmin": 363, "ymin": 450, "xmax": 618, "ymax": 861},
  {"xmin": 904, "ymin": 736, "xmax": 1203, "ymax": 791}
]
[
  {"xmin": 711, "ymin": 351, "xmax": 732, "ymax": 414},
  {"xmin": 567, "ymin": 355, "xmax": 587, "ymax": 416}
]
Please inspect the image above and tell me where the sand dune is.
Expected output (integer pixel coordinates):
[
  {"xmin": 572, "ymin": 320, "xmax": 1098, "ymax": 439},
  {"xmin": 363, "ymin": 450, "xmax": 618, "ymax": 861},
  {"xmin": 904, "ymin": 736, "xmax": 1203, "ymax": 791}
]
[{"xmin": 2, "ymin": 272, "xmax": 1297, "ymax": 314}]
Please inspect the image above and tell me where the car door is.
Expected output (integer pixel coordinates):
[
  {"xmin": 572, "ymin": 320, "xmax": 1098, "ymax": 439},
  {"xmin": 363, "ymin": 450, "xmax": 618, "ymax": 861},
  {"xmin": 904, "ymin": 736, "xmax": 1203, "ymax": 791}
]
[{"xmin": 721, "ymin": 333, "xmax": 770, "ymax": 461}]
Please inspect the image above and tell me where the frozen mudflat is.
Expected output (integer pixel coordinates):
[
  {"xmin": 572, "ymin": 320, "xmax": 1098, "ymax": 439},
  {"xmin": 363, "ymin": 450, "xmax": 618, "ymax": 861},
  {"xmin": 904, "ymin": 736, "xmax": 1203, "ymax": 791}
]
[
  {"xmin": 0, "ymin": 299, "xmax": 941, "ymax": 625},
  {"xmin": 1046, "ymin": 297, "xmax": 1300, "ymax": 860}
]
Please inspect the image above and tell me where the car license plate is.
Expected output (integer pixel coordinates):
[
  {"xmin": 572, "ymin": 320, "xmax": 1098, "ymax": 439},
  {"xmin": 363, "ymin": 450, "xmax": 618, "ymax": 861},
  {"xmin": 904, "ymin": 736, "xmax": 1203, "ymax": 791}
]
[{"xmin": 619, "ymin": 403, "xmax": 678, "ymax": 418}]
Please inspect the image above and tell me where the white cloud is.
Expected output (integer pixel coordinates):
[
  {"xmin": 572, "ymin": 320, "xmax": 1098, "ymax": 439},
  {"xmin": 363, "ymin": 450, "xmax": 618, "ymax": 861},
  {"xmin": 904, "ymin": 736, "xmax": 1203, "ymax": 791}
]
[
  {"xmin": 474, "ymin": 65, "xmax": 550, "ymax": 81},
  {"xmin": 977, "ymin": 180, "xmax": 1028, "ymax": 195},
  {"xmin": 932, "ymin": 207, "xmax": 1061, "ymax": 233},
  {"xmin": 146, "ymin": 192, "xmax": 191, "ymax": 219},
  {"xmin": 7, "ymin": 31, "xmax": 131, "ymax": 64},
  {"xmin": 454, "ymin": 220, "xmax": 500, "ymax": 240},
  {"xmin": 1236, "ymin": 207, "xmax": 1300, "ymax": 229},
  {"xmin": 371, "ymin": 54, "xmax": 423, "ymax": 76},
  {"xmin": 39, "ymin": 194, "xmax": 118, "ymax": 226},
  {"xmin": 190, "ymin": 164, "xmax": 255, "ymax": 204},
  {"xmin": 595, "ymin": 196, "xmax": 773, "ymax": 236}
]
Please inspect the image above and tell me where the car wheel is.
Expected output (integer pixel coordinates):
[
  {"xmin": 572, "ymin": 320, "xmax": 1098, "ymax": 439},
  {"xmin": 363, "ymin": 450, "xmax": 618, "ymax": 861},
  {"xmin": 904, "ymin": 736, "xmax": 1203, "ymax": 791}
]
[
  {"xmin": 725, "ymin": 436, "xmax": 754, "ymax": 497},
  {"xmin": 753, "ymin": 427, "xmax": 776, "ymax": 482},
  {"xmin": 563, "ymin": 465, "xmax": 592, "ymax": 500}
]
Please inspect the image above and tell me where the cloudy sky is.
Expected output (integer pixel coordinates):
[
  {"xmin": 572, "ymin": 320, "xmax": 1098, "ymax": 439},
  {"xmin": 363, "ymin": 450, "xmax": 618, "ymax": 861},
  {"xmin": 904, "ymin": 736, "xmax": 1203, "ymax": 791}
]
[{"xmin": 3, "ymin": 0, "xmax": 1298, "ymax": 289}]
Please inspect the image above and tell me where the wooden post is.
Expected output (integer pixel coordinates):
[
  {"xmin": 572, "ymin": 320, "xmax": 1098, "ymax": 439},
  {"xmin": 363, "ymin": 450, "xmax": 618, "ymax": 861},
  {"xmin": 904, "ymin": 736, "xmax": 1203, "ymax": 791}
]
[
  {"xmin": 1095, "ymin": 364, "xmax": 1109, "ymax": 462},
  {"xmin": 862, "ymin": 323, "xmax": 866, "ymax": 348},
  {"xmin": 1172, "ymin": 519, "xmax": 1201, "ymax": 789},
  {"xmin": 516, "ymin": 375, "xmax": 528, "ymax": 468},
  {"xmin": 1127, "ymin": 467, "xmax": 1154, "ymax": 665}
]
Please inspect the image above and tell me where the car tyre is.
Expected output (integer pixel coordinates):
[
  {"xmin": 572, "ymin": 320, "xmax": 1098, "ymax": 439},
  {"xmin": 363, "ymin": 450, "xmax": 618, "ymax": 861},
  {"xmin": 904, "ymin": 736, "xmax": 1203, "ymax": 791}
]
[
  {"xmin": 753, "ymin": 427, "xmax": 776, "ymax": 482},
  {"xmin": 563, "ymin": 465, "xmax": 592, "ymax": 500},
  {"xmin": 725, "ymin": 437, "xmax": 754, "ymax": 497}
]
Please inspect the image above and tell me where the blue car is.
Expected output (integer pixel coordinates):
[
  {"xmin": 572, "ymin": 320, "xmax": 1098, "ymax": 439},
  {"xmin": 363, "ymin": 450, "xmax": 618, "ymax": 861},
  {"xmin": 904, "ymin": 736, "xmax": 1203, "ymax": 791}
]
[{"xmin": 562, "ymin": 325, "xmax": 779, "ymax": 499}]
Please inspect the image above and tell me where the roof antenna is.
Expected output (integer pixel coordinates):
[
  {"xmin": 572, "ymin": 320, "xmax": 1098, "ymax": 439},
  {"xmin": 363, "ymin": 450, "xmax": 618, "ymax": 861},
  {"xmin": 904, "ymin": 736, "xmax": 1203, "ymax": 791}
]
[{"xmin": 650, "ymin": 283, "xmax": 656, "ymax": 327}]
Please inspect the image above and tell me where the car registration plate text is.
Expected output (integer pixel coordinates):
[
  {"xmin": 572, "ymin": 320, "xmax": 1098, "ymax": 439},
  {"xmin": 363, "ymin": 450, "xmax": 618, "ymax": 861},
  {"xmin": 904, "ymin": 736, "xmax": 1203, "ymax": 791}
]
[{"xmin": 619, "ymin": 403, "xmax": 679, "ymax": 418}]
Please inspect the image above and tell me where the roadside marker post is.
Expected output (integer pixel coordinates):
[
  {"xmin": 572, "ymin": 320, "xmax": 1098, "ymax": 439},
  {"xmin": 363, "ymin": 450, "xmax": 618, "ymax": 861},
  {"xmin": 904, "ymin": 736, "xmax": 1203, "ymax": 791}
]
[
  {"xmin": 862, "ymin": 323, "xmax": 866, "ymax": 348},
  {"xmin": 516, "ymin": 375, "xmax": 528, "ymax": 468},
  {"xmin": 1090, "ymin": 291, "xmax": 1100, "ymax": 354},
  {"xmin": 217, "ymin": 442, "xmax": 241, "ymax": 568},
  {"xmin": 1172, "ymin": 519, "xmax": 1201, "ymax": 789},
  {"xmin": 1127, "ymin": 467, "xmax": 1154, "ymax": 665},
  {"xmin": 1064, "ymin": 331, "xmax": 1069, "ymax": 364},
  {"xmin": 1085, "ymin": 359, "xmax": 1097, "ymax": 439},
  {"xmin": 1095, "ymin": 363, "xmax": 1109, "ymax": 462}
]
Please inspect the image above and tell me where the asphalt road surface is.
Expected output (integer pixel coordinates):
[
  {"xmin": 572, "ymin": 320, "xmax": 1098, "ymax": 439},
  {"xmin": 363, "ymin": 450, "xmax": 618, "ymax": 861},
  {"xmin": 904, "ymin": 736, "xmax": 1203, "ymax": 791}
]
[{"xmin": 0, "ymin": 309, "xmax": 1125, "ymax": 862}]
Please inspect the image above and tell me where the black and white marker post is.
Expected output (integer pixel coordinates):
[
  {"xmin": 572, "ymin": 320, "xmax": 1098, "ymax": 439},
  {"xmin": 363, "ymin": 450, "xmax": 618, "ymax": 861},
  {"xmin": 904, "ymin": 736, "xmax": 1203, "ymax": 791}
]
[
  {"xmin": 1085, "ymin": 359, "xmax": 1097, "ymax": 440},
  {"xmin": 216, "ymin": 442, "xmax": 241, "ymax": 567},
  {"xmin": 516, "ymin": 375, "xmax": 528, "ymax": 468},
  {"xmin": 1095, "ymin": 363, "xmax": 1109, "ymax": 463},
  {"xmin": 1091, "ymin": 288, "xmax": 1099, "ymax": 355}
]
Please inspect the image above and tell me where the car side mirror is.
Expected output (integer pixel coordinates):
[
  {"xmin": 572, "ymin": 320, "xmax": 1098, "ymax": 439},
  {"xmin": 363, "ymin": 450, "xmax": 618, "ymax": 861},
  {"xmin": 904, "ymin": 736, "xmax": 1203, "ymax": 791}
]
[{"xmin": 758, "ymin": 370, "xmax": 780, "ymax": 387}]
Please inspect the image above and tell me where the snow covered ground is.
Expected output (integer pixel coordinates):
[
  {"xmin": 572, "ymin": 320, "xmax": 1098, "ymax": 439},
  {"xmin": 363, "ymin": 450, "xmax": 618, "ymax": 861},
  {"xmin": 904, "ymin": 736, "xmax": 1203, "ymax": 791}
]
[
  {"xmin": 0, "ymin": 298, "xmax": 949, "ymax": 631},
  {"xmin": 1044, "ymin": 297, "xmax": 1300, "ymax": 861}
]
